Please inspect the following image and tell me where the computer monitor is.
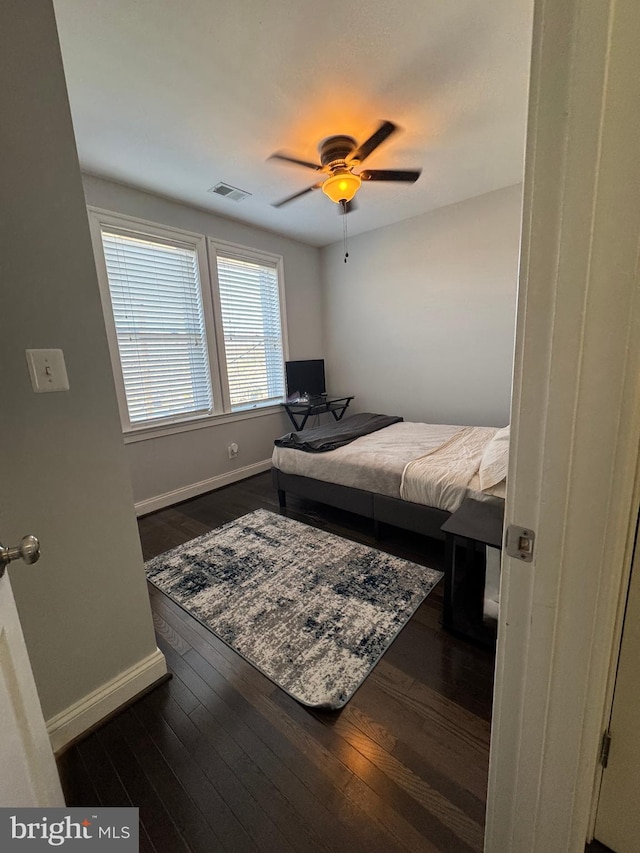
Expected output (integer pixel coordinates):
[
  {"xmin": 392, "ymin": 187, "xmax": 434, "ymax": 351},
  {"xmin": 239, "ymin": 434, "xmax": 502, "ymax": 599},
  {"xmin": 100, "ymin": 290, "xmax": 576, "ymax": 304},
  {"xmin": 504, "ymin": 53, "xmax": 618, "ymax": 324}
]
[{"xmin": 285, "ymin": 359, "xmax": 326, "ymax": 398}]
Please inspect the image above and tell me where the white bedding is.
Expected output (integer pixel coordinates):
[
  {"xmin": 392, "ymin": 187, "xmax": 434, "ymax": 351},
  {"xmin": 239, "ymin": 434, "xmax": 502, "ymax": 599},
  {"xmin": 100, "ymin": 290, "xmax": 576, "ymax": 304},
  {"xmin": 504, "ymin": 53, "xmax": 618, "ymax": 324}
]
[
  {"xmin": 400, "ymin": 425, "xmax": 500, "ymax": 512},
  {"xmin": 272, "ymin": 421, "xmax": 506, "ymax": 512}
]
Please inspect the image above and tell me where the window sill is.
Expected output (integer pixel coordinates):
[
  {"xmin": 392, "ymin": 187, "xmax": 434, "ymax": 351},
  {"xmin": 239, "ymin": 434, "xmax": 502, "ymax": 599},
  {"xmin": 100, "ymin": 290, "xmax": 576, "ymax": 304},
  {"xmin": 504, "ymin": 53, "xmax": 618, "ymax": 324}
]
[{"xmin": 122, "ymin": 404, "xmax": 285, "ymax": 444}]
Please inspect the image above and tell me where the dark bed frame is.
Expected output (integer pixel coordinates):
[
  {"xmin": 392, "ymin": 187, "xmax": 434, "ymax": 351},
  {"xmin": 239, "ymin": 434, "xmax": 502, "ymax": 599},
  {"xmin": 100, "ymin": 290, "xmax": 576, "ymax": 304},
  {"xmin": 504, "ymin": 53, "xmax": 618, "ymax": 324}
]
[{"xmin": 271, "ymin": 467, "xmax": 451, "ymax": 541}]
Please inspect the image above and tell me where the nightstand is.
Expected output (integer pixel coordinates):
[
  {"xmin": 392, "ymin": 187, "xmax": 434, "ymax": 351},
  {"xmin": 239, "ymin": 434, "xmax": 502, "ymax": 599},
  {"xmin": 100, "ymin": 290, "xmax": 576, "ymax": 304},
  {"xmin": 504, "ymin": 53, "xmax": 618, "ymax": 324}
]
[{"xmin": 440, "ymin": 498, "xmax": 505, "ymax": 646}]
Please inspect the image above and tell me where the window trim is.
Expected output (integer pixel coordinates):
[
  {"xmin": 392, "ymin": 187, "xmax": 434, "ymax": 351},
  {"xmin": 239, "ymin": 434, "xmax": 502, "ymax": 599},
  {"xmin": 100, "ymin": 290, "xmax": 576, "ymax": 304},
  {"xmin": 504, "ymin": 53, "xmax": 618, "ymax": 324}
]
[
  {"xmin": 87, "ymin": 207, "xmax": 289, "ymax": 437},
  {"xmin": 122, "ymin": 402, "xmax": 285, "ymax": 444}
]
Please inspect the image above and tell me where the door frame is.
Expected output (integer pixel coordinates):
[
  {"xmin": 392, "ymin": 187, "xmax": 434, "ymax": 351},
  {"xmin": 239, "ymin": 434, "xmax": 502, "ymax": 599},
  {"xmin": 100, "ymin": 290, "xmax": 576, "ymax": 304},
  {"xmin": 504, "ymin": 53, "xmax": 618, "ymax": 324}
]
[
  {"xmin": 485, "ymin": 0, "xmax": 640, "ymax": 850},
  {"xmin": 592, "ymin": 513, "xmax": 640, "ymax": 846}
]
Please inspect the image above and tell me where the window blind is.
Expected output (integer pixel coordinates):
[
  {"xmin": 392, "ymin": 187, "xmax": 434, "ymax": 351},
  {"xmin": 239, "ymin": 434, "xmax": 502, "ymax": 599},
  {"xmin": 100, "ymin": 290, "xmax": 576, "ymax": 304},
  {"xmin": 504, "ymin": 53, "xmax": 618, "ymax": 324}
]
[
  {"xmin": 216, "ymin": 254, "xmax": 285, "ymax": 409},
  {"xmin": 101, "ymin": 230, "xmax": 213, "ymax": 425}
]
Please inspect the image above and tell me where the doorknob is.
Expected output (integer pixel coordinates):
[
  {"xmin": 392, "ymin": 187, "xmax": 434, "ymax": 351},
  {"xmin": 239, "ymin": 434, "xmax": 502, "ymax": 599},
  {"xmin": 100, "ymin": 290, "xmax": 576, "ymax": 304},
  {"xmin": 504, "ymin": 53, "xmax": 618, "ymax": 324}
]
[{"xmin": 0, "ymin": 535, "xmax": 41, "ymax": 578}]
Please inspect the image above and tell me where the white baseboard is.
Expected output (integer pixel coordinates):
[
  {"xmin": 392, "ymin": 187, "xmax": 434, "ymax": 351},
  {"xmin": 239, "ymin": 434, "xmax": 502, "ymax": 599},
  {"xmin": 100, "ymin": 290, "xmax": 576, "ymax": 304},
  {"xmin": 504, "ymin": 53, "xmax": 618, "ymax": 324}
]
[
  {"xmin": 47, "ymin": 648, "xmax": 167, "ymax": 753},
  {"xmin": 134, "ymin": 459, "xmax": 272, "ymax": 516}
]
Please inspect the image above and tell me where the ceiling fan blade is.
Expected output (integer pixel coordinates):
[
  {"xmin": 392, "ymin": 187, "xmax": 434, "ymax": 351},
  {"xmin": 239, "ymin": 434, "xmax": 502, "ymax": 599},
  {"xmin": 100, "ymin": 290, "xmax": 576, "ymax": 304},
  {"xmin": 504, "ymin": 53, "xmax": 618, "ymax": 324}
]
[
  {"xmin": 268, "ymin": 152, "xmax": 323, "ymax": 171},
  {"xmin": 337, "ymin": 198, "xmax": 358, "ymax": 215},
  {"xmin": 272, "ymin": 183, "xmax": 323, "ymax": 208},
  {"xmin": 360, "ymin": 169, "xmax": 422, "ymax": 183},
  {"xmin": 350, "ymin": 121, "xmax": 398, "ymax": 163}
]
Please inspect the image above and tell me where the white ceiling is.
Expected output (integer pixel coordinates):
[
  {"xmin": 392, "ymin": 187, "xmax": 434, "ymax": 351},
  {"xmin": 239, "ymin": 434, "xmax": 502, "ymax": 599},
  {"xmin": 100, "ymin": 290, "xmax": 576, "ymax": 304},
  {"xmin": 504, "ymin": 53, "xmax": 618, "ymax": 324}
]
[{"xmin": 53, "ymin": 0, "xmax": 533, "ymax": 248}]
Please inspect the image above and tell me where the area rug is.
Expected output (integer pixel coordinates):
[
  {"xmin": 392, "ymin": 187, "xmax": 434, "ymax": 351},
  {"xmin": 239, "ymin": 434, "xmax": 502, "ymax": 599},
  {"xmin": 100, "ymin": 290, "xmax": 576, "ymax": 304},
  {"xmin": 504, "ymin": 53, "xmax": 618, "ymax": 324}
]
[{"xmin": 145, "ymin": 509, "xmax": 443, "ymax": 709}]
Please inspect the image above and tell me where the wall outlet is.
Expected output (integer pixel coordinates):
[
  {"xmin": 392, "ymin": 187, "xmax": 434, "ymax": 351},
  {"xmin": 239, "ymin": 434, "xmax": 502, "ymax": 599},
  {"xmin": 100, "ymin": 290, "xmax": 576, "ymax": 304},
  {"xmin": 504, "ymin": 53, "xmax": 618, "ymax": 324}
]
[{"xmin": 228, "ymin": 442, "xmax": 239, "ymax": 459}]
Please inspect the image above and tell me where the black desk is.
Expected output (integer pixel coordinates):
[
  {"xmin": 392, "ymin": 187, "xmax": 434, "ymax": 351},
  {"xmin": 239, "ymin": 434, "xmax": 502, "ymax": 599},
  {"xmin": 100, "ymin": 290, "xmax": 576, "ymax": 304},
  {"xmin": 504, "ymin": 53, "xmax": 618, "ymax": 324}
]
[
  {"xmin": 282, "ymin": 395, "xmax": 354, "ymax": 430},
  {"xmin": 440, "ymin": 498, "xmax": 505, "ymax": 647}
]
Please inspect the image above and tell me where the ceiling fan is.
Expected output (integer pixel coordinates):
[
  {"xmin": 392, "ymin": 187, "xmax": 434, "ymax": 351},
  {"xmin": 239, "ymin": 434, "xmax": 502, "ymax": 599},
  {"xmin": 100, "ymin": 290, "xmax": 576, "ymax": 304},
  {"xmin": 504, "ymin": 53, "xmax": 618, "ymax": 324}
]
[{"xmin": 269, "ymin": 120, "xmax": 421, "ymax": 213}]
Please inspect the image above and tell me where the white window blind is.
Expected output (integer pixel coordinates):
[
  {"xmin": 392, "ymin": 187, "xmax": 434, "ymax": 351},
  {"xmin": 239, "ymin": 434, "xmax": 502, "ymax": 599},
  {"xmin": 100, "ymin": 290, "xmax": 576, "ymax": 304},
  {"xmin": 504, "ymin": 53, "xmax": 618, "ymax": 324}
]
[
  {"xmin": 216, "ymin": 254, "xmax": 285, "ymax": 410},
  {"xmin": 101, "ymin": 230, "xmax": 213, "ymax": 425}
]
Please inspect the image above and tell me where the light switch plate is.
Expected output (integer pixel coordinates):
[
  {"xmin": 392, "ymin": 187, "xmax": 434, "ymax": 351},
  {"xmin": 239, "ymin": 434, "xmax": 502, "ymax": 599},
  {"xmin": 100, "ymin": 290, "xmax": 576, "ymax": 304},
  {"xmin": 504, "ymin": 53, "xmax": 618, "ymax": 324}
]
[{"xmin": 26, "ymin": 349, "xmax": 70, "ymax": 393}]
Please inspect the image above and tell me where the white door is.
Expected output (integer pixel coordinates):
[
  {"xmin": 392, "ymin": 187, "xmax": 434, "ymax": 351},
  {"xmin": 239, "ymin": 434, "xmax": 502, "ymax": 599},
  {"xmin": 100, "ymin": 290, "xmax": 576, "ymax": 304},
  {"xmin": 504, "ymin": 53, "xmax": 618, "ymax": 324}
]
[
  {"xmin": 594, "ymin": 526, "xmax": 640, "ymax": 852},
  {"xmin": 0, "ymin": 538, "xmax": 64, "ymax": 807},
  {"xmin": 485, "ymin": 0, "xmax": 640, "ymax": 848}
]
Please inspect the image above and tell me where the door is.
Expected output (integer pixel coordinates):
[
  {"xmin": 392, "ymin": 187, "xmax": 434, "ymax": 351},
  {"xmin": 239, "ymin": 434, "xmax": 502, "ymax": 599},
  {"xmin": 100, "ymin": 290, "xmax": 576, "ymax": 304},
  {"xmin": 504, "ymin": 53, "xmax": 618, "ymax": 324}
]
[
  {"xmin": 0, "ymin": 537, "xmax": 64, "ymax": 807},
  {"xmin": 485, "ymin": 0, "xmax": 640, "ymax": 848},
  {"xmin": 594, "ymin": 525, "xmax": 640, "ymax": 852}
]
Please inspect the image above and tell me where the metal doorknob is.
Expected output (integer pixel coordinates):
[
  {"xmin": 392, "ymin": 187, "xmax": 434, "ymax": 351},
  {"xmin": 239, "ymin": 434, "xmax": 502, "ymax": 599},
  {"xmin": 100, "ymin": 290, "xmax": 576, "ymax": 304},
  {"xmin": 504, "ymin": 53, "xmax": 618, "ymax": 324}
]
[{"xmin": 0, "ymin": 535, "xmax": 41, "ymax": 577}]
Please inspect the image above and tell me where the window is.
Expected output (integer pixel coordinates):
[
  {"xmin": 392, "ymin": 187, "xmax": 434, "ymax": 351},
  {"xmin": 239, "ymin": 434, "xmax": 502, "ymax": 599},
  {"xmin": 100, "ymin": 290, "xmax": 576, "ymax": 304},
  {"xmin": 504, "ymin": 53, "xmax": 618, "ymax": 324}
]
[
  {"xmin": 215, "ymin": 251, "xmax": 285, "ymax": 411},
  {"xmin": 89, "ymin": 210, "xmax": 287, "ymax": 432},
  {"xmin": 101, "ymin": 230, "xmax": 213, "ymax": 425}
]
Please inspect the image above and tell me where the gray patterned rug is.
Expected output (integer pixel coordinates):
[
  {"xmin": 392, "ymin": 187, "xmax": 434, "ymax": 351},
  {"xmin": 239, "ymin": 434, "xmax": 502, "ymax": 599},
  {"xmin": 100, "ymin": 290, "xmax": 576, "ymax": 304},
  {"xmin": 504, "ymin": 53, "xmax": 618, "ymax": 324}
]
[{"xmin": 145, "ymin": 509, "xmax": 443, "ymax": 709}]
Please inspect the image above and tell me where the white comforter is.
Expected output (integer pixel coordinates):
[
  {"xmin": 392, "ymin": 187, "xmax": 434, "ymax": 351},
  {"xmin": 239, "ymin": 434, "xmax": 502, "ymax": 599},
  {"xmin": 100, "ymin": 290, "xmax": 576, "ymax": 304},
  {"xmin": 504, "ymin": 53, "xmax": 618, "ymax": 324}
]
[
  {"xmin": 272, "ymin": 421, "xmax": 505, "ymax": 512},
  {"xmin": 400, "ymin": 425, "xmax": 499, "ymax": 512}
]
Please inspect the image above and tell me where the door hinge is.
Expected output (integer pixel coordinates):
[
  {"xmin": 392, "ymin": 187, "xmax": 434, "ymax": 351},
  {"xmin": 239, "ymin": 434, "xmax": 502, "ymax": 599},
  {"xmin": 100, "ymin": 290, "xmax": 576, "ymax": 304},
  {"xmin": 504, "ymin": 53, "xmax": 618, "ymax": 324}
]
[{"xmin": 599, "ymin": 730, "xmax": 612, "ymax": 768}]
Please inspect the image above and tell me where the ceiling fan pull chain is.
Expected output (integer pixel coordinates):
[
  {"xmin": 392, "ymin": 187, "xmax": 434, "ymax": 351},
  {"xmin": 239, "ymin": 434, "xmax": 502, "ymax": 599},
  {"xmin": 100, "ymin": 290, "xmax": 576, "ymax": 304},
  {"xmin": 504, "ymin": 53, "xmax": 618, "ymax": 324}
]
[{"xmin": 342, "ymin": 200, "xmax": 349, "ymax": 263}]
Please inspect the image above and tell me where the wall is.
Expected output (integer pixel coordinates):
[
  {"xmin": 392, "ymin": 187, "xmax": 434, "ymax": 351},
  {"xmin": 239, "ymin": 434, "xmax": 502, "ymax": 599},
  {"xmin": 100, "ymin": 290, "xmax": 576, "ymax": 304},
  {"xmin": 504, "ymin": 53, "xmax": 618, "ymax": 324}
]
[
  {"xmin": 0, "ymin": 0, "xmax": 162, "ymax": 731},
  {"xmin": 81, "ymin": 175, "xmax": 324, "ymax": 511},
  {"xmin": 320, "ymin": 184, "xmax": 522, "ymax": 426}
]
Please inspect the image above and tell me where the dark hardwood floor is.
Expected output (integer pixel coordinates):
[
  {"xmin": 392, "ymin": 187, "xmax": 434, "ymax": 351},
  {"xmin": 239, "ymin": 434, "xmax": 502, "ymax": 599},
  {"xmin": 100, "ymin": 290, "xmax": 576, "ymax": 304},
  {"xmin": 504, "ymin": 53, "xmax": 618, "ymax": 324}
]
[{"xmin": 58, "ymin": 472, "xmax": 496, "ymax": 852}]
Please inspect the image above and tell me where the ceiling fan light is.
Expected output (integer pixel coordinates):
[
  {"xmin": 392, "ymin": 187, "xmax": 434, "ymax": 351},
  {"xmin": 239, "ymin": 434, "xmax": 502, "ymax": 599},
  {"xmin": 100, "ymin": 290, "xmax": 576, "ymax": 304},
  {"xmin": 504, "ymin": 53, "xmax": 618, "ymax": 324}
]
[{"xmin": 322, "ymin": 172, "xmax": 362, "ymax": 204}]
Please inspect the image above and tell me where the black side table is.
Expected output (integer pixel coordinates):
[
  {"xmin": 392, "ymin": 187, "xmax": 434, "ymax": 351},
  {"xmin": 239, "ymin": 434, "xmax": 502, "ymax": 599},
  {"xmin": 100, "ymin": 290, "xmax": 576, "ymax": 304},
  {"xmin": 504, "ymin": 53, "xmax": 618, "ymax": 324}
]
[
  {"xmin": 440, "ymin": 498, "xmax": 505, "ymax": 646},
  {"xmin": 281, "ymin": 395, "xmax": 354, "ymax": 430}
]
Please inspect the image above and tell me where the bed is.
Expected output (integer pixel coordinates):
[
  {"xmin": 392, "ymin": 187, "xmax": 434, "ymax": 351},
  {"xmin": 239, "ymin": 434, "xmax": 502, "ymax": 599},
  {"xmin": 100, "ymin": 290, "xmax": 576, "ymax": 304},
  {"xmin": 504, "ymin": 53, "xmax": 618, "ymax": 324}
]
[{"xmin": 271, "ymin": 414, "xmax": 509, "ymax": 541}]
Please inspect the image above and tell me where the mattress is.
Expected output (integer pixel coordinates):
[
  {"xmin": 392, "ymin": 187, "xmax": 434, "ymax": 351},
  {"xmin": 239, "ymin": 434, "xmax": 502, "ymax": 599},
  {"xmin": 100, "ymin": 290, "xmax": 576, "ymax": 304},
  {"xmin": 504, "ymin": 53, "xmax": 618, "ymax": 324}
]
[{"xmin": 272, "ymin": 421, "xmax": 506, "ymax": 512}]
